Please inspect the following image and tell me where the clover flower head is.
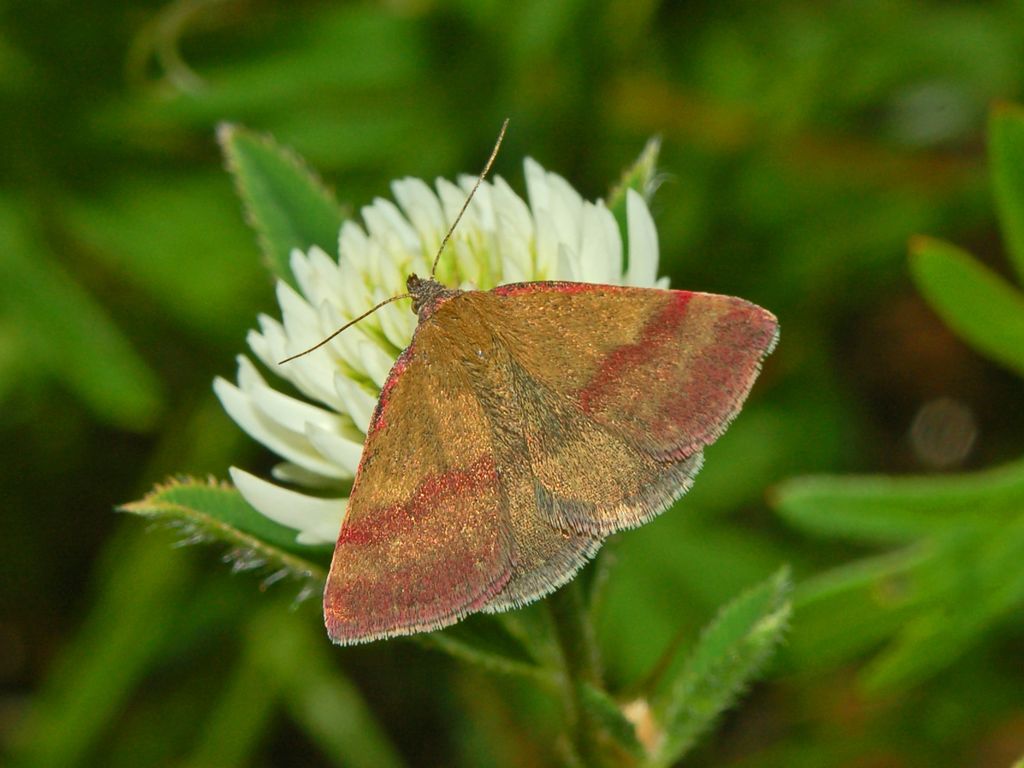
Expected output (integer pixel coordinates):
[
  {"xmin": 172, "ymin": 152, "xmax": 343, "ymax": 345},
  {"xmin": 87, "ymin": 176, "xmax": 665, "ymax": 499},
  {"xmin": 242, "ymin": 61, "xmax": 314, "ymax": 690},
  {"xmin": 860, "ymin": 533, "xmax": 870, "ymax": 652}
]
[{"xmin": 214, "ymin": 158, "xmax": 668, "ymax": 544}]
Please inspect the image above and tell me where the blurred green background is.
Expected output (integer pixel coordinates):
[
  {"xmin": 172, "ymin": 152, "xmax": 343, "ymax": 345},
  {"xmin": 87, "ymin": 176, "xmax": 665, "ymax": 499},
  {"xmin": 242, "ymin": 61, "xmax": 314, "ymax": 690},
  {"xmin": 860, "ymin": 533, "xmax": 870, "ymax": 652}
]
[{"xmin": 3, "ymin": 0, "xmax": 1024, "ymax": 766}]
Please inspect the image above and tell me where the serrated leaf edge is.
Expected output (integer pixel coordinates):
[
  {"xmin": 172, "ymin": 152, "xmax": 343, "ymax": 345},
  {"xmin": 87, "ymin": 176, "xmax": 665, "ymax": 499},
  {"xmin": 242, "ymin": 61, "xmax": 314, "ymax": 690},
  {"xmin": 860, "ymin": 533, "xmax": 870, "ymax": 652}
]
[
  {"xmin": 216, "ymin": 122, "xmax": 342, "ymax": 285},
  {"xmin": 120, "ymin": 475, "xmax": 327, "ymax": 586},
  {"xmin": 650, "ymin": 567, "xmax": 793, "ymax": 766}
]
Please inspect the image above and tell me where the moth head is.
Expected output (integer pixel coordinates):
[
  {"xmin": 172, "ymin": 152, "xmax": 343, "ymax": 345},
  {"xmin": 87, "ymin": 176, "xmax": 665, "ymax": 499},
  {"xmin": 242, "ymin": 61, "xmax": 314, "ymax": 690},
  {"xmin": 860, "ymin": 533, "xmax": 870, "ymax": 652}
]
[
  {"xmin": 279, "ymin": 120, "xmax": 509, "ymax": 365},
  {"xmin": 407, "ymin": 273, "xmax": 458, "ymax": 320}
]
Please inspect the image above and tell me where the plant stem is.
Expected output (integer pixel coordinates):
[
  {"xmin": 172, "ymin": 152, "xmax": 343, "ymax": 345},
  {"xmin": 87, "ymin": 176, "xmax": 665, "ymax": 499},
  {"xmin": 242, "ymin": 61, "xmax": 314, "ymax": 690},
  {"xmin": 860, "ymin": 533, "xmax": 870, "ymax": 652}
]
[
  {"xmin": 548, "ymin": 580, "xmax": 606, "ymax": 765},
  {"xmin": 549, "ymin": 579, "xmax": 602, "ymax": 685}
]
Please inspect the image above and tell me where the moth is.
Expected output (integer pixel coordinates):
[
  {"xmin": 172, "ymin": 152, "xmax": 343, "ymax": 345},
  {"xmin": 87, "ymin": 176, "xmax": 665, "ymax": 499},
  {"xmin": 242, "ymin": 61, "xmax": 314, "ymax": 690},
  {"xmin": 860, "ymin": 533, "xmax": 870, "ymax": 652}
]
[{"xmin": 284, "ymin": 122, "xmax": 779, "ymax": 645}]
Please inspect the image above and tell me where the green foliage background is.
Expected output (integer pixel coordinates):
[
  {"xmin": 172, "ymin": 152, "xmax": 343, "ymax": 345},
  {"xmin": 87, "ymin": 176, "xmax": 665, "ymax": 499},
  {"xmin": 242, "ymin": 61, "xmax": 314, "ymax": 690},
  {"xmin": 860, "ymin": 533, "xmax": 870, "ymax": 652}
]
[{"xmin": 2, "ymin": 1, "xmax": 1024, "ymax": 765}]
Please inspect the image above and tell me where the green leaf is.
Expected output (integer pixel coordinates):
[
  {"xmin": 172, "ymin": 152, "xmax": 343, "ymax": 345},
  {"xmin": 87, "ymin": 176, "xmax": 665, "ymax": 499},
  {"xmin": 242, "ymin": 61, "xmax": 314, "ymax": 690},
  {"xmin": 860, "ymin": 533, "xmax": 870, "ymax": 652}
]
[
  {"xmin": 862, "ymin": 512, "xmax": 1024, "ymax": 692},
  {"xmin": 607, "ymin": 136, "xmax": 661, "ymax": 246},
  {"xmin": 249, "ymin": 607, "xmax": 407, "ymax": 768},
  {"xmin": 188, "ymin": 635, "xmax": 279, "ymax": 768},
  {"xmin": 608, "ymin": 136, "xmax": 662, "ymax": 208},
  {"xmin": 218, "ymin": 123, "xmax": 344, "ymax": 286},
  {"xmin": 650, "ymin": 568, "xmax": 792, "ymax": 767},
  {"xmin": 120, "ymin": 477, "xmax": 331, "ymax": 584},
  {"xmin": 108, "ymin": 7, "xmax": 425, "ymax": 130},
  {"xmin": 772, "ymin": 456, "xmax": 1024, "ymax": 544},
  {"xmin": 495, "ymin": 602, "xmax": 563, "ymax": 671},
  {"xmin": 9, "ymin": 529, "xmax": 193, "ymax": 768},
  {"xmin": 0, "ymin": 199, "xmax": 163, "ymax": 430},
  {"xmin": 782, "ymin": 547, "xmax": 932, "ymax": 672},
  {"xmin": 417, "ymin": 613, "xmax": 556, "ymax": 685},
  {"xmin": 62, "ymin": 175, "xmax": 268, "ymax": 345},
  {"xmin": 575, "ymin": 682, "xmax": 644, "ymax": 763},
  {"xmin": 990, "ymin": 102, "xmax": 1024, "ymax": 282},
  {"xmin": 780, "ymin": 502, "xmax": 1024, "ymax": 690},
  {"xmin": 186, "ymin": 603, "xmax": 407, "ymax": 768},
  {"xmin": 909, "ymin": 236, "xmax": 1024, "ymax": 377}
]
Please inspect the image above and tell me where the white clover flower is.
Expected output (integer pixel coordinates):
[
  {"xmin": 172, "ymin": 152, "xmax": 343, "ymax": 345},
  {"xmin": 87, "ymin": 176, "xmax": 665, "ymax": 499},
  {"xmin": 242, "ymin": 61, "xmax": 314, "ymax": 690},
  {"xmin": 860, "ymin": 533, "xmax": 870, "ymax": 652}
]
[{"xmin": 214, "ymin": 158, "xmax": 669, "ymax": 546}]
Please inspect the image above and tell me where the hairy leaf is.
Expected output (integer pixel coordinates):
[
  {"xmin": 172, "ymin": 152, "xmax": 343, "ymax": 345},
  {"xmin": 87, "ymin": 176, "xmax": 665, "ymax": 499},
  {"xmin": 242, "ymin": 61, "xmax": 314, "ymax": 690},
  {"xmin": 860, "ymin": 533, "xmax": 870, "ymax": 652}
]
[
  {"xmin": 219, "ymin": 124, "xmax": 343, "ymax": 286},
  {"xmin": 650, "ymin": 568, "xmax": 792, "ymax": 766},
  {"xmin": 121, "ymin": 477, "xmax": 331, "ymax": 585}
]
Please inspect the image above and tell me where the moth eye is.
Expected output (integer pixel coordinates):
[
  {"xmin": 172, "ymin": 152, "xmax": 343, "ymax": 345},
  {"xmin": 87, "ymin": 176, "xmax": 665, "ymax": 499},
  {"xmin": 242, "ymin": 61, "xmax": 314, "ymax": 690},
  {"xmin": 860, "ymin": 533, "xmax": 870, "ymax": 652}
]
[{"xmin": 476, "ymin": 349, "xmax": 485, "ymax": 359}]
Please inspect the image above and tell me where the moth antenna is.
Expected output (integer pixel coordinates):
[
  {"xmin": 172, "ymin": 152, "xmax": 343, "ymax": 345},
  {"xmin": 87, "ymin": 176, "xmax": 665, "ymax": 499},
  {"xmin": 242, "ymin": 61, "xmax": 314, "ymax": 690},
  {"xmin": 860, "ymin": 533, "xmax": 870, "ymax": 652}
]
[
  {"xmin": 280, "ymin": 119, "xmax": 508, "ymax": 364},
  {"xmin": 430, "ymin": 117, "xmax": 509, "ymax": 278},
  {"xmin": 278, "ymin": 293, "xmax": 412, "ymax": 364}
]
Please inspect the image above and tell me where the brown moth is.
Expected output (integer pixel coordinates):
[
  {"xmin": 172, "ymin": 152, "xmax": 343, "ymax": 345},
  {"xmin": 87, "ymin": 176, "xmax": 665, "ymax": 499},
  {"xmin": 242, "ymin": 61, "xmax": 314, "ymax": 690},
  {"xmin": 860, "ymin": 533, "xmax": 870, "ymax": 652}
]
[
  {"xmin": 286, "ymin": 123, "xmax": 779, "ymax": 645},
  {"xmin": 320, "ymin": 274, "xmax": 778, "ymax": 644}
]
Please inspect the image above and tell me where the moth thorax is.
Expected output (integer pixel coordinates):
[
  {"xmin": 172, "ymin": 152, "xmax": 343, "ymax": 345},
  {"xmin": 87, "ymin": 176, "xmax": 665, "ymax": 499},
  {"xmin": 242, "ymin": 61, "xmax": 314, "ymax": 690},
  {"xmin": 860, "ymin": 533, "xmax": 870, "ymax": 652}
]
[{"xmin": 407, "ymin": 274, "xmax": 461, "ymax": 321}]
